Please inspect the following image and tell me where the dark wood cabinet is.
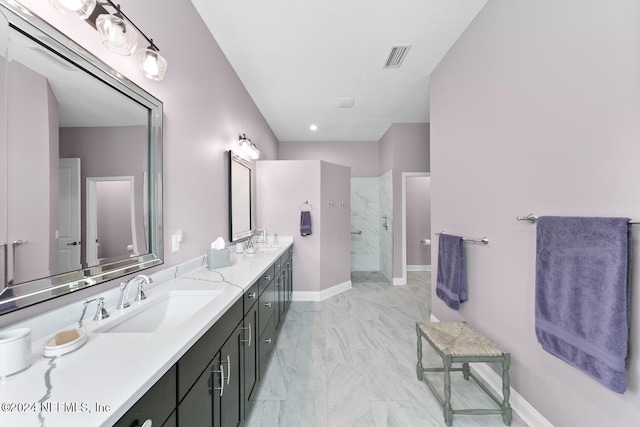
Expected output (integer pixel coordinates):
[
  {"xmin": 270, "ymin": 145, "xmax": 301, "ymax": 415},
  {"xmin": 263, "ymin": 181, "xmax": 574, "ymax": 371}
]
[
  {"xmin": 113, "ymin": 365, "xmax": 177, "ymax": 427},
  {"xmin": 177, "ymin": 355, "xmax": 219, "ymax": 427},
  {"xmin": 220, "ymin": 323, "xmax": 243, "ymax": 427},
  {"xmin": 243, "ymin": 298, "xmax": 259, "ymax": 418},
  {"xmin": 115, "ymin": 245, "xmax": 292, "ymax": 427}
]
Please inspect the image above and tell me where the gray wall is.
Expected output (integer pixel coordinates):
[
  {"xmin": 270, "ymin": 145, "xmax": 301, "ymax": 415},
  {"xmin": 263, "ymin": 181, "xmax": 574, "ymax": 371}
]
[{"xmin": 430, "ymin": 0, "xmax": 640, "ymax": 425}]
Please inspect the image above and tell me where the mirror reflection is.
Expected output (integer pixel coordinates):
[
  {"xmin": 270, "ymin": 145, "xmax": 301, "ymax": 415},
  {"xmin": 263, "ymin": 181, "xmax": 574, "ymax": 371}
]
[
  {"xmin": 0, "ymin": 0, "xmax": 163, "ymax": 314},
  {"xmin": 5, "ymin": 23, "xmax": 148, "ymax": 284}
]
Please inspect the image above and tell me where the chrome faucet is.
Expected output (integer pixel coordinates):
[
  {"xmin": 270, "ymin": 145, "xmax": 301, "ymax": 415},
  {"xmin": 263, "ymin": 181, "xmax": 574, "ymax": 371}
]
[{"xmin": 117, "ymin": 274, "xmax": 153, "ymax": 309}]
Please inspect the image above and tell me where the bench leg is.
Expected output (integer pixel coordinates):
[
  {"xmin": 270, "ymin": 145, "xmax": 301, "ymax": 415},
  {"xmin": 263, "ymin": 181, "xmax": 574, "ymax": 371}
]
[
  {"xmin": 502, "ymin": 353, "xmax": 512, "ymax": 426},
  {"xmin": 462, "ymin": 362, "xmax": 470, "ymax": 381},
  {"xmin": 443, "ymin": 354, "xmax": 453, "ymax": 426},
  {"xmin": 416, "ymin": 324, "xmax": 424, "ymax": 381}
]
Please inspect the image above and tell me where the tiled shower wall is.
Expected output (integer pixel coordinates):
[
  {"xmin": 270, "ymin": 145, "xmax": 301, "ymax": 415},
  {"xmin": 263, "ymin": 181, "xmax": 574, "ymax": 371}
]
[
  {"xmin": 350, "ymin": 178, "xmax": 380, "ymax": 271},
  {"xmin": 350, "ymin": 171, "xmax": 393, "ymax": 280},
  {"xmin": 379, "ymin": 170, "xmax": 393, "ymax": 281}
]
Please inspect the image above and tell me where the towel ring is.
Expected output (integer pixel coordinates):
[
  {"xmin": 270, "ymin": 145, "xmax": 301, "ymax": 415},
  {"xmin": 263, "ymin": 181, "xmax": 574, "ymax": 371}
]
[{"xmin": 299, "ymin": 200, "xmax": 312, "ymax": 211}]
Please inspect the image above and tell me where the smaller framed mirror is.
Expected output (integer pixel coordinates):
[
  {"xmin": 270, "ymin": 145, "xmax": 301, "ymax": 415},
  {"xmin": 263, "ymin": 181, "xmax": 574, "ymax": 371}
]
[{"xmin": 228, "ymin": 151, "xmax": 253, "ymax": 242}]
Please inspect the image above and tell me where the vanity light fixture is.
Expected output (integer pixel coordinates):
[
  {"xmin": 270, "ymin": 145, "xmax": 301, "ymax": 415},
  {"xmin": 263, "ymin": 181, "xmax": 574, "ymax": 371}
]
[
  {"xmin": 96, "ymin": 3, "xmax": 137, "ymax": 56},
  {"xmin": 238, "ymin": 134, "xmax": 260, "ymax": 160},
  {"xmin": 134, "ymin": 43, "xmax": 167, "ymax": 81},
  {"xmin": 49, "ymin": 0, "xmax": 168, "ymax": 80},
  {"xmin": 49, "ymin": 0, "xmax": 97, "ymax": 20}
]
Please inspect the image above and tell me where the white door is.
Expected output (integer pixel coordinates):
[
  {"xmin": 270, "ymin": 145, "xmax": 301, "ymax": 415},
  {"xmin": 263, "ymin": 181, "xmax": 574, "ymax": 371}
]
[{"xmin": 58, "ymin": 158, "xmax": 81, "ymax": 272}]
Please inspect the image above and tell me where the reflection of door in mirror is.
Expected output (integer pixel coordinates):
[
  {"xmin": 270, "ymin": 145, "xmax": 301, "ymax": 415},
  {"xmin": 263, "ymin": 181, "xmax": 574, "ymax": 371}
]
[
  {"xmin": 0, "ymin": 0, "xmax": 163, "ymax": 313},
  {"xmin": 4, "ymin": 26, "xmax": 150, "ymax": 285},
  {"xmin": 8, "ymin": 60, "xmax": 58, "ymax": 285},
  {"xmin": 58, "ymin": 158, "xmax": 81, "ymax": 273},
  {"xmin": 86, "ymin": 177, "xmax": 136, "ymax": 267}
]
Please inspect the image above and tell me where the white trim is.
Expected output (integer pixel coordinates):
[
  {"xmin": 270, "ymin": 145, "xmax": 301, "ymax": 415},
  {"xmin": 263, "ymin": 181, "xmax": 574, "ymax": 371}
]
[
  {"xmin": 392, "ymin": 277, "xmax": 406, "ymax": 286},
  {"xmin": 292, "ymin": 280, "xmax": 352, "ymax": 302},
  {"xmin": 470, "ymin": 363, "xmax": 554, "ymax": 427},
  {"xmin": 427, "ymin": 315, "xmax": 553, "ymax": 427},
  {"xmin": 407, "ymin": 264, "xmax": 431, "ymax": 272},
  {"xmin": 401, "ymin": 172, "xmax": 430, "ymax": 288}
]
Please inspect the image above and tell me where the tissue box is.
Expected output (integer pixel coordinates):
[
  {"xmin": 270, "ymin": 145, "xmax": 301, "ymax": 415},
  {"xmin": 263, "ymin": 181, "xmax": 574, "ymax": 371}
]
[{"xmin": 207, "ymin": 248, "xmax": 230, "ymax": 269}]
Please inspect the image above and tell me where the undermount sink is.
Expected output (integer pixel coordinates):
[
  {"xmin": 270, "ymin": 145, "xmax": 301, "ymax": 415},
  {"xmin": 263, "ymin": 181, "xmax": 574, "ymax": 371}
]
[
  {"xmin": 95, "ymin": 290, "xmax": 222, "ymax": 333},
  {"xmin": 257, "ymin": 244, "xmax": 280, "ymax": 252}
]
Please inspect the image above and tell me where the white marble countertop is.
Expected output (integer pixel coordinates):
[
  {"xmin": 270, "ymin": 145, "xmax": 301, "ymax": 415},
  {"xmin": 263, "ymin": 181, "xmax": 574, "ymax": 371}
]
[{"xmin": 0, "ymin": 240, "xmax": 292, "ymax": 427}]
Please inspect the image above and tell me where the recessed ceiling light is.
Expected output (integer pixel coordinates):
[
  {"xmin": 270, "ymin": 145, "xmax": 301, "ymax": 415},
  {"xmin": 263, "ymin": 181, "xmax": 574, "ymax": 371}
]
[{"xmin": 309, "ymin": 124, "xmax": 318, "ymax": 131}]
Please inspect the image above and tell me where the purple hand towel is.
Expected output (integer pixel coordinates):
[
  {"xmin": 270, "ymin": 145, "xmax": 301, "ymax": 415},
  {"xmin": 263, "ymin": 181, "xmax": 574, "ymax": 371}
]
[
  {"xmin": 436, "ymin": 234, "xmax": 467, "ymax": 310},
  {"xmin": 300, "ymin": 211, "xmax": 312, "ymax": 236},
  {"xmin": 535, "ymin": 216, "xmax": 630, "ymax": 393}
]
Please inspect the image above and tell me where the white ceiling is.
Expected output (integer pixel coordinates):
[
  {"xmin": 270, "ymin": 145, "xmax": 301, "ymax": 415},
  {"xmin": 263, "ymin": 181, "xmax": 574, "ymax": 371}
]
[{"xmin": 191, "ymin": 0, "xmax": 487, "ymax": 142}]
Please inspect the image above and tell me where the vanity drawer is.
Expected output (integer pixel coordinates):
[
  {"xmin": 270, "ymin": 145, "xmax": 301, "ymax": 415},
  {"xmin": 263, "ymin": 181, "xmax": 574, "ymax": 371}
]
[
  {"xmin": 244, "ymin": 280, "xmax": 259, "ymax": 314},
  {"xmin": 114, "ymin": 365, "xmax": 176, "ymax": 427},
  {"xmin": 258, "ymin": 265, "xmax": 275, "ymax": 296},
  {"xmin": 259, "ymin": 315, "xmax": 277, "ymax": 380},
  {"xmin": 258, "ymin": 280, "xmax": 276, "ymax": 337},
  {"xmin": 278, "ymin": 252, "xmax": 289, "ymax": 270},
  {"xmin": 177, "ymin": 298, "xmax": 243, "ymax": 402}
]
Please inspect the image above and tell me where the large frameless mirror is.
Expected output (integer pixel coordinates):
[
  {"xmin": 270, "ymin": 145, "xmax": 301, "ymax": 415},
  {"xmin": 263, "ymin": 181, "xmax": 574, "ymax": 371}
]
[{"xmin": 0, "ymin": 0, "xmax": 163, "ymax": 315}]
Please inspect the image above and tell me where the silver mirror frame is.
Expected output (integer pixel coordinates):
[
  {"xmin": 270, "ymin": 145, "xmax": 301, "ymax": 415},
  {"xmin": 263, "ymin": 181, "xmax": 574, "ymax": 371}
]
[
  {"xmin": 0, "ymin": 0, "xmax": 163, "ymax": 314},
  {"xmin": 228, "ymin": 151, "xmax": 254, "ymax": 243}
]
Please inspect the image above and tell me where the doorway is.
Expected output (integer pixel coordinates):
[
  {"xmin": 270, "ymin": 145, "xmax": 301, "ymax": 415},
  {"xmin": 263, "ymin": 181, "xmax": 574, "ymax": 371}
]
[
  {"xmin": 86, "ymin": 176, "xmax": 137, "ymax": 266},
  {"xmin": 401, "ymin": 172, "xmax": 431, "ymax": 284}
]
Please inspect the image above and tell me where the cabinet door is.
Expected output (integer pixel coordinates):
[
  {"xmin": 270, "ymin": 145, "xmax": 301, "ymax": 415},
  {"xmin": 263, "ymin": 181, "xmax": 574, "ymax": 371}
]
[
  {"xmin": 177, "ymin": 355, "xmax": 219, "ymax": 427},
  {"xmin": 286, "ymin": 259, "xmax": 293, "ymax": 308},
  {"xmin": 259, "ymin": 315, "xmax": 277, "ymax": 380},
  {"xmin": 243, "ymin": 302, "xmax": 259, "ymax": 418},
  {"xmin": 276, "ymin": 270, "xmax": 286, "ymax": 327},
  {"xmin": 114, "ymin": 365, "xmax": 176, "ymax": 427},
  {"xmin": 220, "ymin": 323, "xmax": 243, "ymax": 427}
]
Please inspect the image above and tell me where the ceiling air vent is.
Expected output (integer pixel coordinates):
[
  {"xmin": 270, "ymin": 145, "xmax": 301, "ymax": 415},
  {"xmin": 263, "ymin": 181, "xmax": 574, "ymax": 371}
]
[{"xmin": 384, "ymin": 45, "xmax": 411, "ymax": 68}]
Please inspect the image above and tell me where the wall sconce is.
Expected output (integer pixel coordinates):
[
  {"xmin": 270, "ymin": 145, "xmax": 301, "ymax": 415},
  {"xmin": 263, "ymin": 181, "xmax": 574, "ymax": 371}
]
[
  {"xmin": 238, "ymin": 134, "xmax": 260, "ymax": 160},
  {"xmin": 49, "ymin": 0, "xmax": 167, "ymax": 81}
]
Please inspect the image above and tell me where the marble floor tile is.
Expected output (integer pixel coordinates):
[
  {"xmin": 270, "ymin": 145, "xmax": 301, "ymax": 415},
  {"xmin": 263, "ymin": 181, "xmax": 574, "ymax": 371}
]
[{"xmin": 245, "ymin": 271, "xmax": 529, "ymax": 427}]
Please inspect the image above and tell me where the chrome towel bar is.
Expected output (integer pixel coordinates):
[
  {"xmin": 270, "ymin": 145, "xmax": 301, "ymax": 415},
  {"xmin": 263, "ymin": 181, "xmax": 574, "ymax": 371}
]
[
  {"xmin": 436, "ymin": 231, "xmax": 489, "ymax": 245},
  {"xmin": 517, "ymin": 213, "xmax": 640, "ymax": 224}
]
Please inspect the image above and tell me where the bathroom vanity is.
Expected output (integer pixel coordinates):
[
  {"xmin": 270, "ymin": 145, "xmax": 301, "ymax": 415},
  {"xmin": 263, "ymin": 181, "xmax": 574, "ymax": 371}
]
[{"xmin": 0, "ymin": 241, "xmax": 293, "ymax": 427}]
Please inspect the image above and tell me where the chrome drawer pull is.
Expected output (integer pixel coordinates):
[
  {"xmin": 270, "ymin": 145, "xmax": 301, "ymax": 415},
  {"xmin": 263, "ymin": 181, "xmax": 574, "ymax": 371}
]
[
  {"xmin": 264, "ymin": 338, "xmax": 272, "ymax": 344},
  {"xmin": 264, "ymin": 302, "xmax": 272, "ymax": 307},
  {"xmin": 241, "ymin": 324, "xmax": 252, "ymax": 346},
  {"xmin": 212, "ymin": 364, "xmax": 225, "ymax": 396},
  {"xmin": 247, "ymin": 292, "xmax": 256, "ymax": 299},
  {"xmin": 220, "ymin": 354, "xmax": 231, "ymax": 385},
  {"xmin": 264, "ymin": 275, "xmax": 271, "ymax": 280}
]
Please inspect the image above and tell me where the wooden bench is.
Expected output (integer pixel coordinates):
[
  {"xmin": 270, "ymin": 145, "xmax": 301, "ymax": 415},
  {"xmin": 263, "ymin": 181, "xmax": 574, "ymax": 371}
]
[{"xmin": 416, "ymin": 321, "xmax": 512, "ymax": 426}]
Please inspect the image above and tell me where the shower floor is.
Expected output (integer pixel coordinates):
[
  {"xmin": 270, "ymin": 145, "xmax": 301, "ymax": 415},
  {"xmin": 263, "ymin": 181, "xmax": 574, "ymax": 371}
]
[{"xmin": 350, "ymin": 271, "xmax": 389, "ymax": 283}]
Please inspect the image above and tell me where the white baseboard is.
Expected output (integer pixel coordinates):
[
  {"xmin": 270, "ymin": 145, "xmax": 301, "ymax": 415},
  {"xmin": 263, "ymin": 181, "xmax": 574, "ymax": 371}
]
[
  {"xmin": 292, "ymin": 280, "xmax": 352, "ymax": 302},
  {"xmin": 427, "ymin": 315, "xmax": 553, "ymax": 427},
  {"xmin": 407, "ymin": 265, "xmax": 432, "ymax": 272},
  {"xmin": 393, "ymin": 277, "xmax": 406, "ymax": 286}
]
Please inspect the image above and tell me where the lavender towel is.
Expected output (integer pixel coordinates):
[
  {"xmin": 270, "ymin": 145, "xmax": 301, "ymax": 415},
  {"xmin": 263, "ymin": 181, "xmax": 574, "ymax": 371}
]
[
  {"xmin": 436, "ymin": 234, "xmax": 467, "ymax": 310},
  {"xmin": 535, "ymin": 216, "xmax": 630, "ymax": 393},
  {"xmin": 300, "ymin": 211, "xmax": 312, "ymax": 236}
]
